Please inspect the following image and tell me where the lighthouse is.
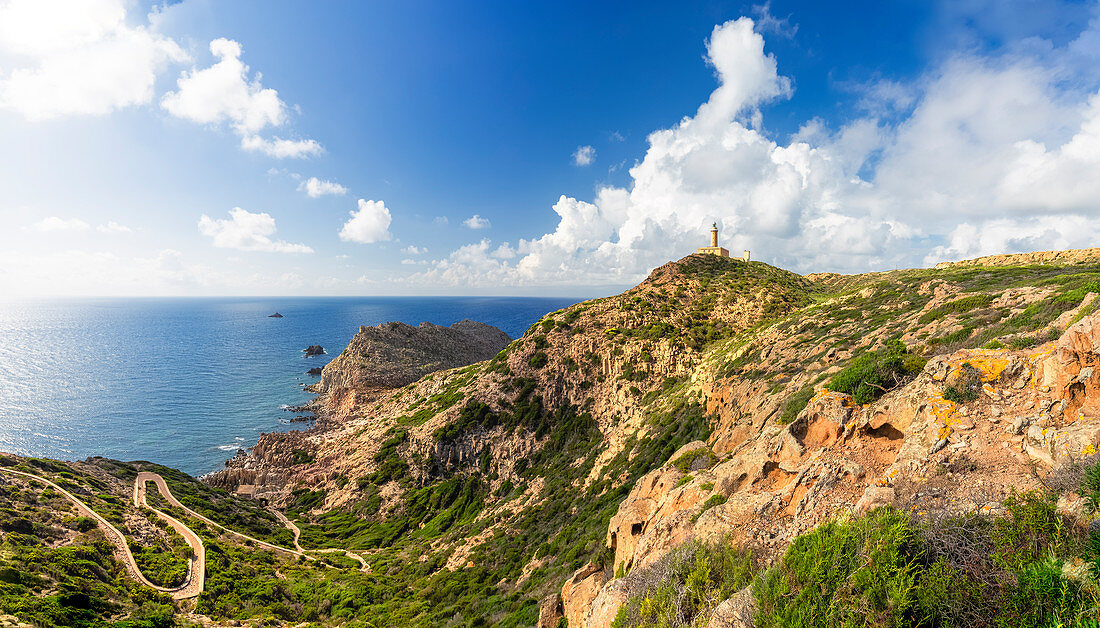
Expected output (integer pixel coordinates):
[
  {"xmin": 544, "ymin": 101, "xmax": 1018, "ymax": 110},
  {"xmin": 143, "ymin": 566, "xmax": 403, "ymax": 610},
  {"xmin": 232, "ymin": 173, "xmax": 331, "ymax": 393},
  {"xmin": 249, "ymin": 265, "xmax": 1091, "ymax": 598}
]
[{"xmin": 697, "ymin": 222, "xmax": 730, "ymax": 258}]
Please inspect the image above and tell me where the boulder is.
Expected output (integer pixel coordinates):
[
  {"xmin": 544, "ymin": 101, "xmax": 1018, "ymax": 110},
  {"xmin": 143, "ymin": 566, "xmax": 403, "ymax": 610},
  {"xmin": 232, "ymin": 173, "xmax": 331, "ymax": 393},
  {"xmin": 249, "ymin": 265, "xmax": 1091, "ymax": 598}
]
[
  {"xmin": 303, "ymin": 345, "xmax": 325, "ymax": 356},
  {"xmin": 536, "ymin": 594, "xmax": 563, "ymax": 628},
  {"xmin": 585, "ymin": 578, "xmax": 629, "ymax": 628},
  {"xmin": 855, "ymin": 486, "xmax": 895, "ymax": 513},
  {"xmin": 561, "ymin": 563, "xmax": 606, "ymax": 628},
  {"xmin": 707, "ymin": 587, "xmax": 756, "ymax": 628}
]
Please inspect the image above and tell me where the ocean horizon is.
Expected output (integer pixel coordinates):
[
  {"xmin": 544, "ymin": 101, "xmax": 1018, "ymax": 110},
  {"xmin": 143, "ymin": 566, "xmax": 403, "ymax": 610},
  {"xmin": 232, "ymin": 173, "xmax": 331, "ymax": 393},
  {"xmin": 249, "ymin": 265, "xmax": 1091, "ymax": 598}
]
[{"xmin": 0, "ymin": 296, "xmax": 579, "ymax": 475}]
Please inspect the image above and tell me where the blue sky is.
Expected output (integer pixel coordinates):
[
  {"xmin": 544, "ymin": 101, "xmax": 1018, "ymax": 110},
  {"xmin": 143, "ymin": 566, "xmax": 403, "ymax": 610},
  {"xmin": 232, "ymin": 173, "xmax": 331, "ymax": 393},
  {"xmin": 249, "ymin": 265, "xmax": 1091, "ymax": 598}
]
[{"xmin": 1, "ymin": 0, "xmax": 1099, "ymax": 296}]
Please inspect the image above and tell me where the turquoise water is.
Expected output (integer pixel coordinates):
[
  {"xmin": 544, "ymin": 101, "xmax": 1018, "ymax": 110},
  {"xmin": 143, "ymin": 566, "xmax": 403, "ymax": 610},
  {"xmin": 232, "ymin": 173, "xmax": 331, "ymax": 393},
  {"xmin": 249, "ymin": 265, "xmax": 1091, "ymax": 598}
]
[{"xmin": 0, "ymin": 297, "xmax": 577, "ymax": 475}]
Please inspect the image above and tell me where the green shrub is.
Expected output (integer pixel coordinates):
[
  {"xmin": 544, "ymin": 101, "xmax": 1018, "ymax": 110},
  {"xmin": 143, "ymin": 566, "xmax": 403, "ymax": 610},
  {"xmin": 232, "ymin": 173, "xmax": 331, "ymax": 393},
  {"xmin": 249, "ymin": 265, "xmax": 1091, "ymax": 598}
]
[
  {"xmin": 779, "ymin": 384, "xmax": 815, "ymax": 424},
  {"xmin": 751, "ymin": 491, "xmax": 1100, "ymax": 628},
  {"xmin": 611, "ymin": 539, "xmax": 756, "ymax": 628},
  {"xmin": 1084, "ymin": 459, "xmax": 1100, "ymax": 512},
  {"xmin": 919, "ymin": 294, "xmax": 996, "ymax": 323},
  {"xmin": 671, "ymin": 448, "xmax": 717, "ymax": 473},
  {"xmin": 691, "ymin": 494, "xmax": 727, "ymax": 523},
  {"xmin": 753, "ymin": 509, "xmax": 924, "ymax": 628},
  {"xmin": 1054, "ymin": 281, "xmax": 1100, "ymax": 305},
  {"xmin": 529, "ymin": 351, "xmax": 549, "ymax": 368},
  {"xmin": 943, "ymin": 363, "xmax": 982, "ymax": 404},
  {"xmin": 827, "ymin": 340, "xmax": 921, "ymax": 404},
  {"xmin": 1008, "ymin": 335, "xmax": 1039, "ymax": 350}
]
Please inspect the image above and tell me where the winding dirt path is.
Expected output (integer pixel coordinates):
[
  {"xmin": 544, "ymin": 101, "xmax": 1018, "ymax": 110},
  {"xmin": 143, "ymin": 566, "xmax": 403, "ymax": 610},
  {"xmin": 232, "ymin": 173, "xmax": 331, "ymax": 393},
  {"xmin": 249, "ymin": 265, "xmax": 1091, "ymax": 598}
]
[
  {"xmin": 0, "ymin": 468, "xmax": 202, "ymax": 599},
  {"xmin": 132, "ymin": 473, "xmax": 205, "ymax": 598},
  {"xmin": 137, "ymin": 472, "xmax": 368, "ymax": 571},
  {"xmin": 269, "ymin": 507, "xmax": 369, "ymax": 571},
  {"xmin": 0, "ymin": 466, "xmax": 368, "ymax": 601},
  {"xmin": 136, "ymin": 472, "xmax": 312, "ymax": 560}
]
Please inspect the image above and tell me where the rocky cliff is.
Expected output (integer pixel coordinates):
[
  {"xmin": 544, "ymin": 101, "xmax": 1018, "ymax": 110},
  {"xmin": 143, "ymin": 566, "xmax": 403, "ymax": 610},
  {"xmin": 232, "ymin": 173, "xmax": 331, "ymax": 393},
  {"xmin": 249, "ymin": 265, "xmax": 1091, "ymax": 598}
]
[
  {"xmin": 316, "ymin": 319, "xmax": 511, "ymax": 395},
  {"xmin": 205, "ymin": 249, "xmax": 1100, "ymax": 627}
]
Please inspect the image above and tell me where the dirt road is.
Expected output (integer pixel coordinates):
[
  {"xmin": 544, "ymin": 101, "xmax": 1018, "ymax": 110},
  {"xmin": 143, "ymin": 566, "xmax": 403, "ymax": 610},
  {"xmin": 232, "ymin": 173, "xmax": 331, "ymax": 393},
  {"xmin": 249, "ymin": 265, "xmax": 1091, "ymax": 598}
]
[
  {"xmin": 1, "ymin": 466, "xmax": 367, "ymax": 601},
  {"xmin": 0, "ymin": 468, "xmax": 202, "ymax": 599}
]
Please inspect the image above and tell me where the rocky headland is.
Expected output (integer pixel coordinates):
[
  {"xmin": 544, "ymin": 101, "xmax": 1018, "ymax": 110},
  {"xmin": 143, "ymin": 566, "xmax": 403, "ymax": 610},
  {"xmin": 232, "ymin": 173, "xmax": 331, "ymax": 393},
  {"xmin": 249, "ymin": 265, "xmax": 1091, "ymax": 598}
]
[
  {"xmin": 314, "ymin": 319, "xmax": 512, "ymax": 394},
  {"xmin": 208, "ymin": 318, "xmax": 512, "ymax": 498}
]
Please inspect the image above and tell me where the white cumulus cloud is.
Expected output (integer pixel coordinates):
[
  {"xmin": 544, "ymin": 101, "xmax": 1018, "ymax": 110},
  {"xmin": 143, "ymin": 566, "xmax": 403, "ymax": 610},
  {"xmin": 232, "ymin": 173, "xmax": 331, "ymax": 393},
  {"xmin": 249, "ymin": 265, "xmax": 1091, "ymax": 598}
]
[
  {"xmin": 197, "ymin": 207, "xmax": 312, "ymax": 253},
  {"xmin": 162, "ymin": 38, "xmax": 322, "ymax": 158},
  {"xmin": 339, "ymin": 199, "xmax": 393, "ymax": 244},
  {"xmin": 0, "ymin": 0, "xmax": 188, "ymax": 119},
  {"xmin": 240, "ymin": 135, "xmax": 323, "ymax": 159},
  {"xmin": 298, "ymin": 176, "xmax": 347, "ymax": 198},
  {"xmin": 401, "ymin": 245, "xmax": 424, "ymax": 254},
  {"xmin": 463, "ymin": 214, "xmax": 491, "ymax": 229},
  {"xmin": 162, "ymin": 38, "xmax": 284, "ymax": 134},
  {"xmin": 572, "ymin": 145, "xmax": 596, "ymax": 166}
]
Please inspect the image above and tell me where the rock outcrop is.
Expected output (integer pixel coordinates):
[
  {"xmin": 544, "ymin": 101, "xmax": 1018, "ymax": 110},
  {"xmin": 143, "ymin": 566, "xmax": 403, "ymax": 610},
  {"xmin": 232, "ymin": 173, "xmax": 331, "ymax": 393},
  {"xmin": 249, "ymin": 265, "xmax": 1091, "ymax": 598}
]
[
  {"xmin": 315, "ymin": 320, "xmax": 511, "ymax": 395},
  {"xmin": 303, "ymin": 345, "xmax": 325, "ymax": 356},
  {"xmin": 934, "ymin": 247, "xmax": 1100, "ymax": 269},
  {"xmin": 563, "ymin": 311, "xmax": 1100, "ymax": 627}
]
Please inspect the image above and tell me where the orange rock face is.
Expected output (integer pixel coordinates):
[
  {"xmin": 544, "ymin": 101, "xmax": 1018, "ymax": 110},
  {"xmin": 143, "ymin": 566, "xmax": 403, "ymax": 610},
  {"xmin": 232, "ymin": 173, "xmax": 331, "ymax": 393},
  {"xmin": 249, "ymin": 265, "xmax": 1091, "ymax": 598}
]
[{"xmin": 568, "ymin": 311, "xmax": 1100, "ymax": 628}]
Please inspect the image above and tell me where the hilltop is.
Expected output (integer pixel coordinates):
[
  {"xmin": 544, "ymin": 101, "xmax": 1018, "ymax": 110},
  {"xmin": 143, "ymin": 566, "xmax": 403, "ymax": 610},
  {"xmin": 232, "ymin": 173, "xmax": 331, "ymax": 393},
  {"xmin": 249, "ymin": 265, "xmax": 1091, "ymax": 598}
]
[{"xmin": 4, "ymin": 249, "xmax": 1100, "ymax": 627}]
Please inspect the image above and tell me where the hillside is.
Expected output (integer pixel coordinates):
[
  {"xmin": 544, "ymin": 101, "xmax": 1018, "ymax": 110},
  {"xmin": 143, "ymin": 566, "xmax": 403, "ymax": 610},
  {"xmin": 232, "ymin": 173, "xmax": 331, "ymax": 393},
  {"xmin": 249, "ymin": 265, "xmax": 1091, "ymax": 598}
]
[
  {"xmin": 203, "ymin": 250, "xmax": 1100, "ymax": 626},
  {"xmin": 3, "ymin": 250, "xmax": 1100, "ymax": 627}
]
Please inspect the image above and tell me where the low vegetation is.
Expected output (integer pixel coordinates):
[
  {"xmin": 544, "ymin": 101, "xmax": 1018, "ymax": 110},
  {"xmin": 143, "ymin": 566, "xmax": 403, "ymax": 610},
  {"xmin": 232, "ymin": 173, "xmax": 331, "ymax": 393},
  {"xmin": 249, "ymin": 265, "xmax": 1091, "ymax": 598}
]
[
  {"xmin": 618, "ymin": 458, "xmax": 1100, "ymax": 628},
  {"xmin": 611, "ymin": 539, "xmax": 757, "ymax": 628},
  {"xmin": 827, "ymin": 340, "xmax": 925, "ymax": 404}
]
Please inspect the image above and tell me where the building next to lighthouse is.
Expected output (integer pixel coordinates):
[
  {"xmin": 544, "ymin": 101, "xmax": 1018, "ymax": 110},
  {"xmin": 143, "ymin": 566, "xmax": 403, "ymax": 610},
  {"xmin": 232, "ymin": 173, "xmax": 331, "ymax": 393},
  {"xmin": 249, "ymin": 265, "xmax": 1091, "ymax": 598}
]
[
  {"xmin": 697, "ymin": 222, "xmax": 729, "ymax": 258},
  {"xmin": 697, "ymin": 223, "xmax": 751, "ymax": 261}
]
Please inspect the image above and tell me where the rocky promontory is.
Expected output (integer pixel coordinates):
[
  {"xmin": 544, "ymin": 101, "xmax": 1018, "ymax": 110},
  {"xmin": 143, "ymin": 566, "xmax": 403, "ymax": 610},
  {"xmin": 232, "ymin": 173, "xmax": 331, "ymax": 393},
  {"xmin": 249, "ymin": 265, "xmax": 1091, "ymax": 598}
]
[
  {"xmin": 314, "ymin": 319, "xmax": 511, "ymax": 395},
  {"xmin": 207, "ymin": 318, "xmax": 511, "ymax": 498}
]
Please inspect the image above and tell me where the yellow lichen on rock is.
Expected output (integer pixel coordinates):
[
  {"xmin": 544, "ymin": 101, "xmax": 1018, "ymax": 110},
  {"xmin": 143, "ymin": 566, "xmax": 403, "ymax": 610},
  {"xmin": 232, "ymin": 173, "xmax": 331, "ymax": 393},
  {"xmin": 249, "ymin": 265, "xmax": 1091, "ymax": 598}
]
[
  {"xmin": 927, "ymin": 395, "xmax": 957, "ymax": 423},
  {"xmin": 946, "ymin": 350, "xmax": 1011, "ymax": 383}
]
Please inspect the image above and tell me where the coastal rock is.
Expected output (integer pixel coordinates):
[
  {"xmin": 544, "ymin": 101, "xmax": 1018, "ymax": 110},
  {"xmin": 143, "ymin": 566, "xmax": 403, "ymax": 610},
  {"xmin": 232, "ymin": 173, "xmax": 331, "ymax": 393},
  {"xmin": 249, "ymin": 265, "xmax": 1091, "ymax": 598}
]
[
  {"xmin": 316, "ymin": 320, "xmax": 511, "ymax": 394},
  {"xmin": 203, "ymin": 249, "xmax": 1100, "ymax": 627},
  {"xmin": 303, "ymin": 345, "xmax": 325, "ymax": 356},
  {"xmin": 307, "ymin": 367, "xmax": 323, "ymax": 376},
  {"xmin": 268, "ymin": 312, "xmax": 283, "ymax": 318}
]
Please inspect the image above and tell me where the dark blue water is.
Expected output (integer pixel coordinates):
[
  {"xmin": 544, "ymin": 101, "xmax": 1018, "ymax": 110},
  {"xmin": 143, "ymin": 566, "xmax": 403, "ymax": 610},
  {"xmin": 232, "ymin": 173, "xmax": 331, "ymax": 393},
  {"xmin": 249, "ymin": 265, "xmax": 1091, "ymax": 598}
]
[{"xmin": 0, "ymin": 297, "xmax": 577, "ymax": 475}]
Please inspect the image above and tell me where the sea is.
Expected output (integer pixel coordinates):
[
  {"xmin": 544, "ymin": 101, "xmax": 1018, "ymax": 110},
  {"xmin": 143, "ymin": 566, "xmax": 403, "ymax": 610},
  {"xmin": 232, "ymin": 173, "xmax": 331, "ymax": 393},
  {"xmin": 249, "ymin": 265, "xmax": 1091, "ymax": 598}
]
[{"xmin": 0, "ymin": 297, "xmax": 579, "ymax": 476}]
